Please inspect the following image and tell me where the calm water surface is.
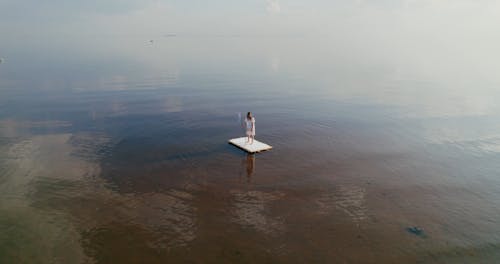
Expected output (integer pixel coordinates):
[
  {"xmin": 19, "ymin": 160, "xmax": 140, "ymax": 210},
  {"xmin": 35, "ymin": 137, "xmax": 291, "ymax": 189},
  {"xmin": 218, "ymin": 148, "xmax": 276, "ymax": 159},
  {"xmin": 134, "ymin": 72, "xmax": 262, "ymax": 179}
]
[{"xmin": 1, "ymin": 37, "xmax": 500, "ymax": 263}]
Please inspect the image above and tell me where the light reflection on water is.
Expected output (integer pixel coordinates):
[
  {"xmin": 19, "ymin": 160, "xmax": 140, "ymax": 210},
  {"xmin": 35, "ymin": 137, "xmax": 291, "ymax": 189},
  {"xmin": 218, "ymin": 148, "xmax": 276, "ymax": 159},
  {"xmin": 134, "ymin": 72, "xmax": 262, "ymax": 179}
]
[{"xmin": 1, "ymin": 37, "xmax": 500, "ymax": 263}]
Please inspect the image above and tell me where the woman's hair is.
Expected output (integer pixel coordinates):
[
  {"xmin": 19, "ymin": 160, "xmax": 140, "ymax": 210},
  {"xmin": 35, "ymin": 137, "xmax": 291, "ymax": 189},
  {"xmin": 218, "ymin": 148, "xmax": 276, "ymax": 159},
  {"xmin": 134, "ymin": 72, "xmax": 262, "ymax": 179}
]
[{"xmin": 247, "ymin": 112, "xmax": 252, "ymax": 119}]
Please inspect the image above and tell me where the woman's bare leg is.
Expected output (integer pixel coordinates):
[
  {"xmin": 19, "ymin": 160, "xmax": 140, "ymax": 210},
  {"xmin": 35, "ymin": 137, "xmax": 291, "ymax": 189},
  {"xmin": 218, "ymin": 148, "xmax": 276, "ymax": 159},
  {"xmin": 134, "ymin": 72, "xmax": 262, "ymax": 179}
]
[{"xmin": 250, "ymin": 135, "xmax": 254, "ymax": 144}]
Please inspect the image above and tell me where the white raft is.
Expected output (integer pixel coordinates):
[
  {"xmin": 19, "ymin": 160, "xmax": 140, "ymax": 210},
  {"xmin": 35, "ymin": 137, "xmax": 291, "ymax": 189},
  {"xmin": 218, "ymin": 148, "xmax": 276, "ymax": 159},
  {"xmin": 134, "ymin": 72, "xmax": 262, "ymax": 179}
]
[{"xmin": 228, "ymin": 137, "xmax": 272, "ymax": 153}]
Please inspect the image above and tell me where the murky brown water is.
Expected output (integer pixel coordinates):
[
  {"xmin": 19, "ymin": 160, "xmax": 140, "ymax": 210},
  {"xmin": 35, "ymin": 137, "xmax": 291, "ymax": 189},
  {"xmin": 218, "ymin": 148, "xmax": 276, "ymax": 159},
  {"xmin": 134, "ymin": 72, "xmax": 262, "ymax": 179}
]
[{"xmin": 1, "ymin": 37, "xmax": 500, "ymax": 263}]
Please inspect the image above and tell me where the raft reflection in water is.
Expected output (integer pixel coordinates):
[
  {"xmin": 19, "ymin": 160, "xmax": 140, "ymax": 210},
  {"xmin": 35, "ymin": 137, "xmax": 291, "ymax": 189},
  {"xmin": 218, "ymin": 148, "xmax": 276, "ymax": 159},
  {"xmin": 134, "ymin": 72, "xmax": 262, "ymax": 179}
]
[{"xmin": 239, "ymin": 154, "xmax": 255, "ymax": 183}]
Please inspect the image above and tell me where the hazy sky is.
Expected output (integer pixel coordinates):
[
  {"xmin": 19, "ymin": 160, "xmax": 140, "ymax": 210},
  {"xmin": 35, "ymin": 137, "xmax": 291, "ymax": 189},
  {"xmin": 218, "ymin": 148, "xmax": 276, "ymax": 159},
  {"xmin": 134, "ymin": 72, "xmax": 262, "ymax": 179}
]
[
  {"xmin": 1, "ymin": 0, "xmax": 499, "ymax": 37},
  {"xmin": 1, "ymin": 0, "xmax": 499, "ymax": 88}
]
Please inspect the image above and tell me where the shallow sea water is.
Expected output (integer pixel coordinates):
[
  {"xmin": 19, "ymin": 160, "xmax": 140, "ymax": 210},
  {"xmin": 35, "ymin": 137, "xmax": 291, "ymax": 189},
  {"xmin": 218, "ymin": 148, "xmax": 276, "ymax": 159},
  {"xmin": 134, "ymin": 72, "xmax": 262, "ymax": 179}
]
[{"xmin": 1, "ymin": 36, "xmax": 500, "ymax": 263}]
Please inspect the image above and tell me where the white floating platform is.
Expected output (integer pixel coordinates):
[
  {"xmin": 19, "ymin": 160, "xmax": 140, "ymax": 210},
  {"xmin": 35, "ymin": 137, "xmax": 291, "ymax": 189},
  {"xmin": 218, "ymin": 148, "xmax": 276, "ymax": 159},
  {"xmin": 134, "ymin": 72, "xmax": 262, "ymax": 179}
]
[{"xmin": 228, "ymin": 137, "xmax": 272, "ymax": 153}]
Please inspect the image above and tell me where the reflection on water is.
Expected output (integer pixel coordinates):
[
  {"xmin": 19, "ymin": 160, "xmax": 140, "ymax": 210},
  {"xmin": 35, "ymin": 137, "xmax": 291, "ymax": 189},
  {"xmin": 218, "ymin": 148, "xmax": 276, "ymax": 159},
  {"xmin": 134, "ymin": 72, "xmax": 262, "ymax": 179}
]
[
  {"xmin": 239, "ymin": 154, "xmax": 255, "ymax": 183},
  {"xmin": 1, "ymin": 36, "xmax": 500, "ymax": 263}
]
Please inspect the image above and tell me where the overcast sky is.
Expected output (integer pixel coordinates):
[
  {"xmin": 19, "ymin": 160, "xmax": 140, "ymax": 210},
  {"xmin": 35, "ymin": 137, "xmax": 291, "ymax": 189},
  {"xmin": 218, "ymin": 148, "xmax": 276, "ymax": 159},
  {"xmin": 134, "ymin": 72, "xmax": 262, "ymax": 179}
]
[
  {"xmin": 1, "ymin": 1, "xmax": 499, "ymax": 83},
  {"xmin": 0, "ymin": 0, "xmax": 499, "ymax": 37}
]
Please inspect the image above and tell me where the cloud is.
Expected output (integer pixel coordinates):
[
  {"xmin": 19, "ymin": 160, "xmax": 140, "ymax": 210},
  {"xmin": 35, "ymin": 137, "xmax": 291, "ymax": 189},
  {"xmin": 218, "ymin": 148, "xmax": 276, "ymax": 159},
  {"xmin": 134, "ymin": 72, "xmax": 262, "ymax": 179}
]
[{"xmin": 266, "ymin": 0, "xmax": 281, "ymax": 13}]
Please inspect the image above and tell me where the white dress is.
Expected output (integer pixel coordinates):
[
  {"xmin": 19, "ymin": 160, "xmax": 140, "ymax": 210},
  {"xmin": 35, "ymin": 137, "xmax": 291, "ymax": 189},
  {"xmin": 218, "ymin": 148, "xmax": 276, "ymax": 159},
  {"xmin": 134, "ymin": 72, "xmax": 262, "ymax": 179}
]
[{"xmin": 245, "ymin": 117, "xmax": 255, "ymax": 136}]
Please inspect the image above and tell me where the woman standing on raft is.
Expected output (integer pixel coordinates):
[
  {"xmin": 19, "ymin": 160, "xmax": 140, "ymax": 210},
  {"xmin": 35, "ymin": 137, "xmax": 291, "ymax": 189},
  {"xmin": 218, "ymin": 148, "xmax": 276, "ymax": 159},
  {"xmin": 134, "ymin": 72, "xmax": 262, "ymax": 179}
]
[{"xmin": 245, "ymin": 112, "xmax": 256, "ymax": 144}]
